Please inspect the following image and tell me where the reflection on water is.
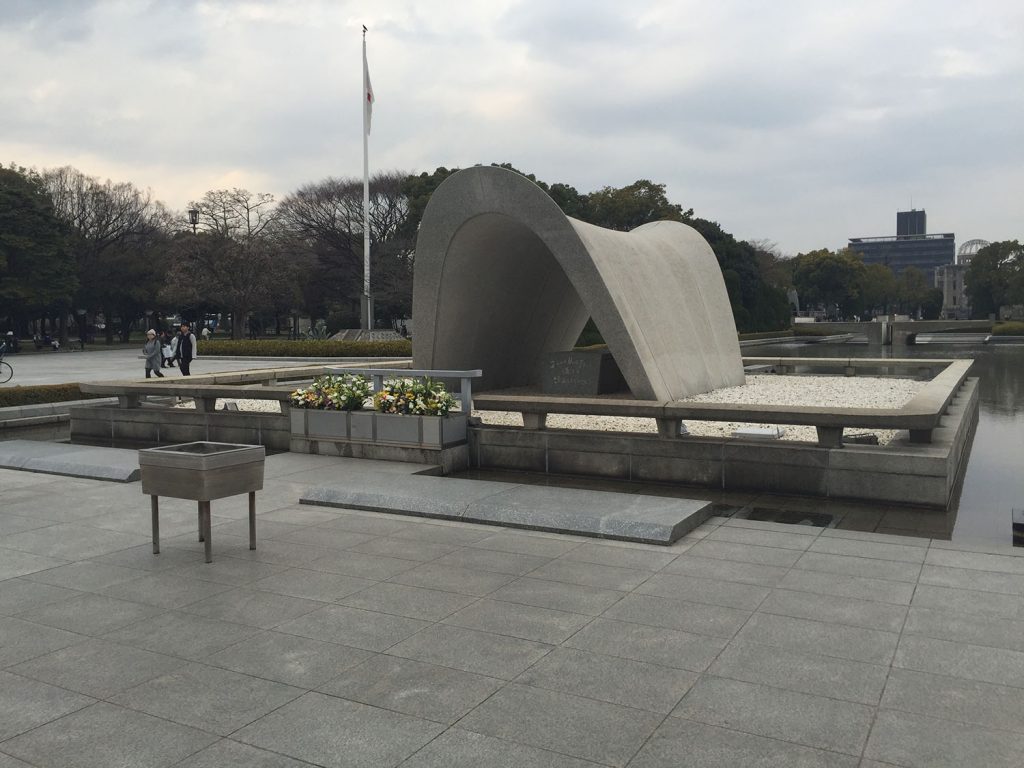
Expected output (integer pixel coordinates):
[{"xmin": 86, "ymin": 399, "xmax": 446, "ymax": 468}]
[{"xmin": 762, "ymin": 342, "xmax": 1024, "ymax": 546}]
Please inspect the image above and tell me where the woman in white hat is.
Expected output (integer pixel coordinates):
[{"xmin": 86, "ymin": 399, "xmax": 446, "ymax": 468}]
[{"xmin": 143, "ymin": 330, "xmax": 165, "ymax": 378}]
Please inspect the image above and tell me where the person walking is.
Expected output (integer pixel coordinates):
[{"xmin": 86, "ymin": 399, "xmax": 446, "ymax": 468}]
[
  {"xmin": 161, "ymin": 330, "xmax": 176, "ymax": 368},
  {"xmin": 175, "ymin": 322, "xmax": 198, "ymax": 376},
  {"xmin": 143, "ymin": 330, "xmax": 164, "ymax": 378}
]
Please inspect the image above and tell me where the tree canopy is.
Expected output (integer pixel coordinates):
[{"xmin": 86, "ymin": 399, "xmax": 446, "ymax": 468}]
[
  {"xmin": 0, "ymin": 165, "xmax": 76, "ymax": 325},
  {"xmin": 965, "ymin": 240, "xmax": 1023, "ymax": 319},
  {"xmin": 3, "ymin": 158, "xmax": 814, "ymax": 340}
]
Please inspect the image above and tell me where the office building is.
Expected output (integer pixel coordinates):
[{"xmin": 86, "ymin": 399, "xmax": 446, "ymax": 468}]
[{"xmin": 849, "ymin": 209, "xmax": 954, "ymax": 275}]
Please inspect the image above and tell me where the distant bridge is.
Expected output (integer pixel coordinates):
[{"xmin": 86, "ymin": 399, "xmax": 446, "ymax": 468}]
[{"xmin": 796, "ymin": 320, "xmax": 992, "ymax": 346}]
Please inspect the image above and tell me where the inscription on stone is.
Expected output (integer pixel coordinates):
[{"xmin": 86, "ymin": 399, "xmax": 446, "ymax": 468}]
[{"xmin": 541, "ymin": 350, "xmax": 628, "ymax": 396}]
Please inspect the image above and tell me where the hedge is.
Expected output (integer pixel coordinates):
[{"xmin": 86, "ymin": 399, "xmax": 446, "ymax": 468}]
[
  {"xmin": 0, "ymin": 384, "xmax": 105, "ymax": 408},
  {"xmin": 199, "ymin": 339, "xmax": 412, "ymax": 357},
  {"xmin": 738, "ymin": 329, "xmax": 794, "ymax": 341},
  {"xmin": 992, "ymin": 321, "xmax": 1024, "ymax": 336},
  {"xmin": 791, "ymin": 326, "xmax": 833, "ymax": 337}
]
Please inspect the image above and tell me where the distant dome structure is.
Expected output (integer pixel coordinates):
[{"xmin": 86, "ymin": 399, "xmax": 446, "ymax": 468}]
[{"xmin": 957, "ymin": 239, "xmax": 990, "ymax": 264}]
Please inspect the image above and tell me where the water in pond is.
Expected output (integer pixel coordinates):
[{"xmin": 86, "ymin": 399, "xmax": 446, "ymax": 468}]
[{"xmin": 761, "ymin": 341, "xmax": 1024, "ymax": 547}]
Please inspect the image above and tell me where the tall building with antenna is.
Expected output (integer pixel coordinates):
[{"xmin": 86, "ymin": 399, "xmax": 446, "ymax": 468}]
[{"xmin": 848, "ymin": 209, "xmax": 955, "ymax": 275}]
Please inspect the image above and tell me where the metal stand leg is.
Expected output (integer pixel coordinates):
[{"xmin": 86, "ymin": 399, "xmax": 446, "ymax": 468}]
[
  {"xmin": 198, "ymin": 504, "xmax": 204, "ymax": 542},
  {"xmin": 200, "ymin": 501, "xmax": 212, "ymax": 563},
  {"xmin": 248, "ymin": 491, "xmax": 256, "ymax": 550},
  {"xmin": 151, "ymin": 496, "xmax": 160, "ymax": 554}
]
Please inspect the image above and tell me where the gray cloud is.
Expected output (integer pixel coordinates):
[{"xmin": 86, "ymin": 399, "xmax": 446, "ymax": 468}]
[{"xmin": 1, "ymin": 0, "xmax": 1020, "ymax": 254}]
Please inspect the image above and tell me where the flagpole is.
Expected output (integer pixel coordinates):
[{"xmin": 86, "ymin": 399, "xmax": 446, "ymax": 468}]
[{"xmin": 361, "ymin": 25, "xmax": 373, "ymax": 329}]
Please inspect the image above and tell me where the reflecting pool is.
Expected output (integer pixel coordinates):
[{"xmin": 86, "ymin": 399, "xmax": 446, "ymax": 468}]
[{"xmin": 762, "ymin": 342, "xmax": 1024, "ymax": 547}]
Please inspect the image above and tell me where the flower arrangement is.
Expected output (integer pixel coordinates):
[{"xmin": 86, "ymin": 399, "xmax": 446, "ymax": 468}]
[
  {"xmin": 290, "ymin": 374, "xmax": 371, "ymax": 411},
  {"xmin": 373, "ymin": 376, "xmax": 457, "ymax": 416}
]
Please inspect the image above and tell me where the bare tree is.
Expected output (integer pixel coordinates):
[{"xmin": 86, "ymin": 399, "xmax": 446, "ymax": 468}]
[
  {"xmin": 41, "ymin": 166, "xmax": 165, "ymax": 343},
  {"xmin": 277, "ymin": 170, "xmax": 414, "ymax": 327},
  {"xmin": 162, "ymin": 189, "xmax": 296, "ymax": 339}
]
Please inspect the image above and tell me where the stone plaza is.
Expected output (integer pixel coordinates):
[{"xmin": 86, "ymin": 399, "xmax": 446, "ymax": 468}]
[{"xmin": 2, "ymin": 448, "xmax": 1024, "ymax": 767}]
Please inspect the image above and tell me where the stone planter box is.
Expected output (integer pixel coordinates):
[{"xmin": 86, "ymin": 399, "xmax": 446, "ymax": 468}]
[
  {"xmin": 138, "ymin": 441, "xmax": 265, "ymax": 500},
  {"xmin": 291, "ymin": 410, "xmax": 467, "ymax": 448},
  {"xmin": 138, "ymin": 441, "xmax": 265, "ymax": 563}
]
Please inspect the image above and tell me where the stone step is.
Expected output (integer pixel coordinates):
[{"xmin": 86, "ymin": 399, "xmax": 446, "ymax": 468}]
[
  {"xmin": 0, "ymin": 439, "xmax": 140, "ymax": 482},
  {"xmin": 301, "ymin": 473, "xmax": 711, "ymax": 545}
]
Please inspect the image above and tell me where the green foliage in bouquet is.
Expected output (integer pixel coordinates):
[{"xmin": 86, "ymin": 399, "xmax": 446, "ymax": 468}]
[
  {"xmin": 373, "ymin": 377, "xmax": 457, "ymax": 416},
  {"xmin": 290, "ymin": 374, "xmax": 371, "ymax": 410}
]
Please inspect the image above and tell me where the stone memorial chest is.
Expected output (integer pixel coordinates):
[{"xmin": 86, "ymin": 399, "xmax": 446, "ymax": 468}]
[{"xmin": 541, "ymin": 349, "xmax": 628, "ymax": 396}]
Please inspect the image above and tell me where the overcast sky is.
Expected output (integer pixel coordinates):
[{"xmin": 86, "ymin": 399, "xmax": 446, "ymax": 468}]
[{"xmin": 2, "ymin": 0, "xmax": 1021, "ymax": 255}]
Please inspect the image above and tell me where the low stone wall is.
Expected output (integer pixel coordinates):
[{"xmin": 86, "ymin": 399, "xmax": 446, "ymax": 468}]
[
  {"xmin": 467, "ymin": 378, "xmax": 979, "ymax": 509},
  {"xmin": 291, "ymin": 435, "xmax": 467, "ymax": 475},
  {"xmin": 71, "ymin": 403, "xmax": 291, "ymax": 450}
]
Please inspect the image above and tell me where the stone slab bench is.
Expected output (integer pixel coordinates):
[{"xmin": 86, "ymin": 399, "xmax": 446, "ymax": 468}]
[{"xmin": 300, "ymin": 472, "xmax": 711, "ymax": 545}]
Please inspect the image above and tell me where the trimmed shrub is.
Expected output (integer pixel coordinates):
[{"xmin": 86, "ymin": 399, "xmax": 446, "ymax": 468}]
[
  {"xmin": 0, "ymin": 384, "xmax": 105, "ymax": 408},
  {"xmin": 791, "ymin": 325, "xmax": 834, "ymax": 337},
  {"xmin": 200, "ymin": 339, "xmax": 412, "ymax": 357},
  {"xmin": 738, "ymin": 330, "xmax": 794, "ymax": 341},
  {"xmin": 993, "ymin": 321, "xmax": 1024, "ymax": 336}
]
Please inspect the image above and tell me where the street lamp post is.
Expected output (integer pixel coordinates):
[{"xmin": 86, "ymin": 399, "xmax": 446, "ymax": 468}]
[{"xmin": 188, "ymin": 209, "xmax": 199, "ymax": 234}]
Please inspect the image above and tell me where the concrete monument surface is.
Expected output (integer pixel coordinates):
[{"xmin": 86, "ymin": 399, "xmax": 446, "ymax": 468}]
[{"xmin": 411, "ymin": 166, "xmax": 745, "ymax": 400}]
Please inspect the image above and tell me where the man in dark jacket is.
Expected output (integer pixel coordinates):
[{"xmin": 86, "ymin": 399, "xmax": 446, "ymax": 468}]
[{"xmin": 175, "ymin": 322, "xmax": 198, "ymax": 376}]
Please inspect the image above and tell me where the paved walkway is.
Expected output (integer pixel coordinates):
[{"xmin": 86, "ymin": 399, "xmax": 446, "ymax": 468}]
[
  {"xmin": 2, "ymin": 452, "xmax": 1024, "ymax": 767},
  {"xmin": 0, "ymin": 348, "xmax": 317, "ymax": 388}
]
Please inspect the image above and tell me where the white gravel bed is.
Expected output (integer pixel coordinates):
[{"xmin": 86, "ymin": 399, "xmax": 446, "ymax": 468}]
[
  {"xmin": 174, "ymin": 374, "xmax": 925, "ymax": 445},
  {"xmin": 475, "ymin": 375, "xmax": 924, "ymax": 445}
]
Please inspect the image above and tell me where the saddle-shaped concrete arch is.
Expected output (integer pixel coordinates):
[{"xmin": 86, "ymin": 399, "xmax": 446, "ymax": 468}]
[{"xmin": 411, "ymin": 166, "xmax": 745, "ymax": 400}]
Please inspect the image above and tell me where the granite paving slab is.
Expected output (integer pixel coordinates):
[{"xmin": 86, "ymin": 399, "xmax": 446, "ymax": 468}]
[
  {"xmin": 233, "ymin": 692, "xmax": 444, "ymax": 768},
  {"xmin": 100, "ymin": 610, "xmax": 262, "ymax": 660},
  {"xmin": 0, "ymin": 440, "xmax": 140, "ymax": 482},
  {"xmin": 514, "ymin": 646, "xmax": 698, "ymax": 713},
  {"xmin": 399, "ymin": 728, "xmax": 601, "ymax": 768},
  {"xmin": 707, "ymin": 640, "xmax": 889, "ymax": 705},
  {"xmin": 110, "ymin": 662, "xmax": 304, "ymax": 736},
  {"xmin": 864, "ymin": 709, "xmax": 1024, "ymax": 768},
  {"xmin": 881, "ymin": 668, "xmax": 1024, "ymax": 734},
  {"xmin": 629, "ymin": 717, "xmax": 859, "ymax": 768},
  {"xmin": 1, "ymin": 701, "xmax": 219, "ymax": 768},
  {"xmin": 457, "ymin": 682, "xmax": 663, "ymax": 767},
  {"xmin": 441, "ymin": 598, "xmax": 592, "ymax": 644},
  {"xmin": 203, "ymin": 630, "xmax": 374, "ymax": 688},
  {"xmin": 318, "ymin": 654, "xmax": 503, "ymax": 724},
  {"xmin": 673, "ymin": 675, "xmax": 875, "ymax": 755},
  {"xmin": 386, "ymin": 623, "xmax": 553, "ymax": 679},
  {"xmin": 274, "ymin": 603, "xmax": 430, "ymax": 651},
  {"xmin": 0, "ymin": 671, "xmax": 95, "ymax": 741},
  {"xmin": 565, "ymin": 617, "xmax": 727, "ymax": 672},
  {"xmin": 170, "ymin": 738, "xmax": 318, "ymax": 767},
  {"xmin": 337, "ymin": 582, "xmax": 477, "ymax": 621},
  {"xmin": 0, "ymin": 578, "xmax": 81, "ymax": 615},
  {"xmin": 301, "ymin": 472, "xmax": 711, "ymax": 544},
  {"xmin": 0, "ymin": 616, "xmax": 85, "ymax": 667},
  {"xmin": 8, "ymin": 638, "xmax": 186, "ymax": 699}
]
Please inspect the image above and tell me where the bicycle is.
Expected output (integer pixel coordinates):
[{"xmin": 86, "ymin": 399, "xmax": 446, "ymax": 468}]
[{"xmin": 0, "ymin": 343, "xmax": 12, "ymax": 383}]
